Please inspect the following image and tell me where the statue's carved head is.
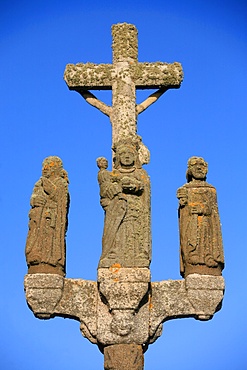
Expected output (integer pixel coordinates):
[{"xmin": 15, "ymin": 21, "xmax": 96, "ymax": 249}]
[
  {"xmin": 113, "ymin": 138, "xmax": 141, "ymax": 169},
  {"xmin": 96, "ymin": 157, "xmax": 108, "ymax": 170},
  {"xmin": 186, "ymin": 156, "xmax": 208, "ymax": 182},
  {"xmin": 42, "ymin": 156, "xmax": 63, "ymax": 178}
]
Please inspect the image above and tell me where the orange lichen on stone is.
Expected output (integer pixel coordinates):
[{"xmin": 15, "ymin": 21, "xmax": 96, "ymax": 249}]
[
  {"xmin": 110, "ymin": 263, "xmax": 122, "ymax": 273},
  {"xmin": 188, "ymin": 202, "xmax": 200, "ymax": 207},
  {"xmin": 198, "ymin": 215, "xmax": 203, "ymax": 225}
]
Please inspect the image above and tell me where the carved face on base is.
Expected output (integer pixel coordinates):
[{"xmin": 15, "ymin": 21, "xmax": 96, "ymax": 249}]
[{"xmin": 110, "ymin": 309, "xmax": 134, "ymax": 336}]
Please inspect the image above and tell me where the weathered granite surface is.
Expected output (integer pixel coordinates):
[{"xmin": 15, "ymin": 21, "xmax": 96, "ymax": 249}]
[{"xmin": 24, "ymin": 23, "xmax": 225, "ymax": 370}]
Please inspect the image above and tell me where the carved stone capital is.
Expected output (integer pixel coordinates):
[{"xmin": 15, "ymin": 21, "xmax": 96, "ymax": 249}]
[
  {"xmin": 24, "ymin": 273, "xmax": 64, "ymax": 319},
  {"xmin": 98, "ymin": 267, "xmax": 150, "ymax": 310},
  {"xmin": 185, "ymin": 274, "xmax": 225, "ymax": 320},
  {"xmin": 97, "ymin": 267, "xmax": 150, "ymax": 345}
]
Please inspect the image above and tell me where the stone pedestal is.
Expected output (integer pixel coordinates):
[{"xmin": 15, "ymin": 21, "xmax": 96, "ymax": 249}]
[{"xmin": 104, "ymin": 344, "xmax": 144, "ymax": 370}]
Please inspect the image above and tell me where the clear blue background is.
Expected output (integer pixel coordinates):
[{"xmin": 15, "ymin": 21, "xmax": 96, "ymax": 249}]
[{"xmin": 1, "ymin": 1, "xmax": 246, "ymax": 369}]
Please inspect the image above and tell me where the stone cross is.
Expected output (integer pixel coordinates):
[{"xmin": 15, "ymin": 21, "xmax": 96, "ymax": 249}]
[
  {"xmin": 64, "ymin": 23, "xmax": 183, "ymax": 162},
  {"xmin": 24, "ymin": 24, "xmax": 225, "ymax": 370}
]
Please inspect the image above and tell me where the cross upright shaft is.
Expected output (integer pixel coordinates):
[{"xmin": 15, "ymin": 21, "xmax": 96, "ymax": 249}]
[
  {"xmin": 111, "ymin": 24, "xmax": 138, "ymax": 142},
  {"xmin": 64, "ymin": 23, "xmax": 183, "ymax": 147}
]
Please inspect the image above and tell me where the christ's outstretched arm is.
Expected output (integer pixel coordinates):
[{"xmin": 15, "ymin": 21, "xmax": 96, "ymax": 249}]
[
  {"xmin": 136, "ymin": 88, "xmax": 168, "ymax": 115},
  {"xmin": 78, "ymin": 90, "xmax": 112, "ymax": 117}
]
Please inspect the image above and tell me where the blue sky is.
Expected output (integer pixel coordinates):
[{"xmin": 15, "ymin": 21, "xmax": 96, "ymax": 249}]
[{"xmin": 1, "ymin": 1, "xmax": 246, "ymax": 369}]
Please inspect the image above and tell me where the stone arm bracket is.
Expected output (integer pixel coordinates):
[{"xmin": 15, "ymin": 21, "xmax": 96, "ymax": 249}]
[
  {"xmin": 149, "ymin": 274, "xmax": 225, "ymax": 343},
  {"xmin": 24, "ymin": 274, "xmax": 99, "ymax": 344},
  {"xmin": 24, "ymin": 273, "xmax": 225, "ymax": 349}
]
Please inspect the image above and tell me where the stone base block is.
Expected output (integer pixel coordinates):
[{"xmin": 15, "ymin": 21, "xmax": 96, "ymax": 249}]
[
  {"xmin": 98, "ymin": 267, "xmax": 151, "ymax": 283},
  {"xmin": 104, "ymin": 344, "xmax": 144, "ymax": 370}
]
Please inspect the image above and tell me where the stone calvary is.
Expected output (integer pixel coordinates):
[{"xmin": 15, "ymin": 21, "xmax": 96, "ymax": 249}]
[{"xmin": 24, "ymin": 23, "xmax": 225, "ymax": 370}]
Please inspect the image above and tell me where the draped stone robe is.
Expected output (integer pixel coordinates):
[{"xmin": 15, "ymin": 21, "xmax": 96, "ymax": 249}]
[
  {"xmin": 25, "ymin": 175, "xmax": 69, "ymax": 275},
  {"xmin": 178, "ymin": 181, "xmax": 224, "ymax": 277},
  {"xmin": 98, "ymin": 166, "xmax": 151, "ymax": 268}
]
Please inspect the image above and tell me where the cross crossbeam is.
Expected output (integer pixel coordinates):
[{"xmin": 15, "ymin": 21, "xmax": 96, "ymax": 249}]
[{"xmin": 64, "ymin": 61, "xmax": 182, "ymax": 90}]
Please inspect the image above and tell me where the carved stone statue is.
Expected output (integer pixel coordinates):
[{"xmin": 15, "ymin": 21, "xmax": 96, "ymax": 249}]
[
  {"xmin": 25, "ymin": 156, "xmax": 69, "ymax": 276},
  {"xmin": 96, "ymin": 156, "xmax": 112, "ymax": 210},
  {"xmin": 177, "ymin": 156, "xmax": 224, "ymax": 277},
  {"xmin": 98, "ymin": 139, "xmax": 151, "ymax": 268}
]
